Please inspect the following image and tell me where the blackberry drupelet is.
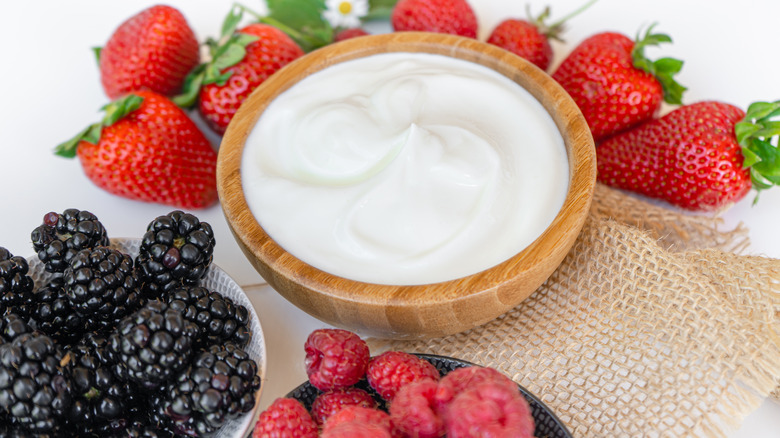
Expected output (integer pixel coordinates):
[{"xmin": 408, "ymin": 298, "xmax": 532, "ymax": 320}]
[
  {"xmin": 112, "ymin": 421, "xmax": 176, "ymax": 438},
  {"xmin": 0, "ymin": 313, "xmax": 31, "ymax": 345},
  {"xmin": 28, "ymin": 277, "xmax": 85, "ymax": 344},
  {"xmin": 108, "ymin": 300, "xmax": 201, "ymax": 390},
  {"xmin": 30, "ymin": 209, "xmax": 110, "ymax": 274},
  {"xmin": 0, "ymin": 247, "xmax": 35, "ymax": 319},
  {"xmin": 63, "ymin": 246, "xmax": 141, "ymax": 331},
  {"xmin": 167, "ymin": 286, "xmax": 251, "ymax": 348},
  {"xmin": 64, "ymin": 332, "xmax": 144, "ymax": 435},
  {"xmin": 0, "ymin": 332, "xmax": 72, "ymax": 434},
  {"xmin": 157, "ymin": 343, "xmax": 261, "ymax": 437},
  {"xmin": 135, "ymin": 211, "xmax": 215, "ymax": 298}
]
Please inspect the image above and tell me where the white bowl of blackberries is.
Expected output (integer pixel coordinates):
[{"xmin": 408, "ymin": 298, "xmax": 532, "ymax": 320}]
[{"xmin": 0, "ymin": 209, "xmax": 266, "ymax": 437}]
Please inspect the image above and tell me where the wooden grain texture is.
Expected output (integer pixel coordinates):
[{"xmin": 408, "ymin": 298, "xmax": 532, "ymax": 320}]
[{"xmin": 217, "ymin": 32, "xmax": 596, "ymax": 339}]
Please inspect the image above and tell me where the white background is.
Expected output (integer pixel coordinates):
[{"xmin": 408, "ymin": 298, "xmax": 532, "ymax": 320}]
[{"xmin": 0, "ymin": 0, "xmax": 777, "ymax": 436}]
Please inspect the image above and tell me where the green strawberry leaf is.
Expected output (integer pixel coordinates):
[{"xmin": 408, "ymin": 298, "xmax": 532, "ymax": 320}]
[
  {"xmin": 83, "ymin": 123, "xmax": 103, "ymax": 145},
  {"xmin": 750, "ymin": 138, "xmax": 780, "ymax": 176},
  {"xmin": 213, "ymin": 42, "xmax": 249, "ymax": 71},
  {"xmin": 92, "ymin": 47, "xmax": 102, "ymax": 65},
  {"xmin": 55, "ymin": 125, "xmax": 95, "ymax": 158},
  {"xmin": 746, "ymin": 101, "xmax": 780, "ymax": 120},
  {"xmin": 55, "ymin": 94, "xmax": 145, "ymax": 158},
  {"xmin": 755, "ymin": 120, "xmax": 780, "ymax": 139},
  {"xmin": 631, "ymin": 24, "xmax": 687, "ymax": 105},
  {"xmin": 173, "ymin": 6, "xmax": 259, "ymax": 109},
  {"xmin": 263, "ymin": 0, "xmax": 333, "ymax": 51},
  {"xmin": 735, "ymin": 121, "xmax": 761, "ymax": 146},
  {"xmin": 266, "ymin": 0, "xmax": 327, "ymax": 29},
  {"xmin": 738, "ymin": 99, "xmax": 780, "ymax": 198},
  {"xmin": 221, "ymin": 5, "xmax": 245, "ymax": 38},
  {"xmin": 101, "ymin": 94, "xmax": 144, "ymax": 126},
  {"xmin": 364, "ymin": 0, "xmax": 398, "ymax": 21},
  {"xmin": 741, "ymin": 144, "xmax": 762, "ymax": 168},
  {"xmin": 172, "ymin": 65, "xmax": 206, "ymax": 108}
]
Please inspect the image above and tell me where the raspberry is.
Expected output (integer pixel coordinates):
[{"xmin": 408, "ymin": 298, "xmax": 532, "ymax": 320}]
[
  {"xmin": 390, "ymin": 0, "xmax": 478, "ymax": 38},
  {"xmin": 304, "ymin": 329, "xmax": 370, "ymax": 391},
  {"xmin": 253, "ymin": 398, "xmax": 318, "ymax": 438},
  {"xmin": 322, "ymin": 421, "xmax": 393, "ymax": 438},
  {"xmin": 366, "ymin": 351, "xmax": 440, "ymax": 402},
  {"xmin": 434, "ymin": 366, "xmax": 518, "ymax": 416},
  {"xmin": 389, "ymin": 378, "xmax": 444, "ymax": 438},
  {"xmin": 444, "ymin": 382, "xmax": 535, "ymax": 438},
  {"xmin": 334, "ymin": 28, "xmax": 370, "ymax": 42},
  {"xmin": 321, "ymin": 406, "xmax": 397, "ymax": 438},
  {"xmin": 311, "ymin": 387, "xmax": 377, "ymax": 425}
]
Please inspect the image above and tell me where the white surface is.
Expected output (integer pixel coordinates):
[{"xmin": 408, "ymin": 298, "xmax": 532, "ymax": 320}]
[{"xmin": 0, "ymin": 0, "xmax": 777, "ymax": 436}]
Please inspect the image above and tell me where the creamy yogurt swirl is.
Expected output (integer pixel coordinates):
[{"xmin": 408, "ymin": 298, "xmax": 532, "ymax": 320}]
[{"xmin": 242, "ymin": 52, "xmax": 569, "ymax": 285}]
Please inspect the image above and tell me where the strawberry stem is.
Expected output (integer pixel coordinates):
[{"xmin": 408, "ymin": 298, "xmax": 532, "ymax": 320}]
[
  {"xmin": 547, "ymin": 0, "xmax": 598, "ymax": 30},
  {"xmin": 735, "ymin": 100, "xmax": 780, "ymax": 202},
  {"xmin": 631, "ymin": 23, "xmax": 686, "ymax": 105},
  {"xmin": 54, "ymin": 94, "xmax": 144, "ymax": 158},
  {"xmin": 527, "ymin": 0, "xmax": 598, "ymax": 42}
]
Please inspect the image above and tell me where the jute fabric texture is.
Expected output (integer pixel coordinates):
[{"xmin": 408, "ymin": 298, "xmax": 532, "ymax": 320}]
[{"xmin": 368, "ymin": 184, "xmax": 780, "ymax": 437}]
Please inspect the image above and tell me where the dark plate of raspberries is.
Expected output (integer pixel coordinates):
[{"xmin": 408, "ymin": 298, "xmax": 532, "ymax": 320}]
[
  {"xmin": 254, "ymin": 328, "xmax": 571, "ymax": 437},
  {"xmin": 1, "ymin": 209, "xmax": 265, "ymax": 438}
]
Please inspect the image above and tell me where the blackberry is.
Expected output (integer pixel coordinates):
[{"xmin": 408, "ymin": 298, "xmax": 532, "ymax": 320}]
[
  {"xmin": 0, "ymin": 247, "xmax": 34, "ymax": 319},
  {"xmin": 30, "ymin": 209, "xmax": 110, "ymax": 274},
  {"xmin": 63, "ymin": 332, "xmax": 146, "ymax": 436},
  {"xmin": 135, "ymin": 211, "xmax": 215, "ymax": 298},
  {"xmin": 28, "ymin": 277, "xmax": 85, "ymax": 344},
  {"xmin": 167, "ymin": 286, "xmax": 251, "ymax": 348},
  {"xmin": 0, "ymin": 332, "xmax": 72, "ymax": 433},
  {"xmin": 0, "ymin": 313, "xmax": 31, "ymax": 345},
  {"xmin": 108, "ymin": 421, "xmax": 175, "ymax": 438},
  {"xmin": 157, "ymin": 343, "xmax": 261, "ymax": 437},
  {"xmin": 63, "ymin": 246, "xmax": 141, "ymax": 331},
  {"xmin": 108, "ymin": 300, "xmax": 201, "ymax": 390}
]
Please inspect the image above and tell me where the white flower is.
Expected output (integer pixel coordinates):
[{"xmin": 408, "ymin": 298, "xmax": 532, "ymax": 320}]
[{"xmin": 322, "ymin": 0, "xmax": 369, "ymax": 29}]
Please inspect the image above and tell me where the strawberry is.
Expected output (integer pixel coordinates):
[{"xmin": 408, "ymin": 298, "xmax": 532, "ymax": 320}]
[
  {"xmin": 55, "ymin": 91, "xmax": 218, "ymax": 209},
  {"xmin": 552, "ymin": 25, "xmax": 687, "ymax": 142},
  {"xmin": 596, "ymin": 100, "xmax": 780, "ymax": 211},
  {"xmin": 391, "ymin": 0, "xmax": 478, "ymax": 38},
  {"xmin": 335, "ymin": 27, "xmax": 371, "ymax": 42},
  {"xmin": 486, "ymin": 1, "xmax": 596, "ymax": 71},
  {"xmin": 174, "ymin": 8, "xmax": 304, "ymax": 135},
  {"xmin": 98, "ymin": 5, "xmax": 200, "ymax": 100}
]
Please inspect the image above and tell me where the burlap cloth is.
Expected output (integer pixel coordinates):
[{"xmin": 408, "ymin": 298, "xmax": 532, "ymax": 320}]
[{"xmin": 368, "ymin": 183, "xmax": 780, "ymax": 437}]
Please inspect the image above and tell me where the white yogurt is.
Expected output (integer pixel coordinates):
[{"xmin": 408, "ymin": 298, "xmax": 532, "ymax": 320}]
[{"xmin": 241, "ymin": 52, "xmax": 569, "ymax": 285}]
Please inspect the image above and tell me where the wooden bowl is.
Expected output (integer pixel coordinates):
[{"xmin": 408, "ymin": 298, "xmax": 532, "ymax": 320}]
[{"xmin": 217, "ymin": 32, "xmax": 596, "ymax": 339}]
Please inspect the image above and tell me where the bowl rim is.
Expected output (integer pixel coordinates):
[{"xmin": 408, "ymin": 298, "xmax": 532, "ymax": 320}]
[{"xmin": 217, "ymin": 32, "xmax": 596, "ymax": 335}]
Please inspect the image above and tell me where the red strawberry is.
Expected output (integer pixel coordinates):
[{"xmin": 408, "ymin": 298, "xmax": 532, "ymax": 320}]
[
  {"xmin": 596, "ymin": 100, "xmax": 780, "ymax": 211},
  {"xmin": 391, "ymin": 0, "xmax": 478, "ymax": 38},
  {"xmin": 552, "ymin": 25, "xmax": 686, "ymax": 142},
  {"xmin": 174, "ymin": 8, "xmax": 304, "ymax": 135},
  {"xmin": 486, "ymin": 1, "xmax": 596, "ymax": 71},
  {"xmin": 55, "ymin": 91, "xmax": 218, "ymax": 209},
  {"xmin": 198, "ymin": 23, "xmax": 303, "ymax": 134},
  {"xmin": 335, "ymin": 27, "xmax": 371, "ymax": 42},
  {"xmin": 99, "ymin": 5, "xmax": 200, "ymax": 100}
]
